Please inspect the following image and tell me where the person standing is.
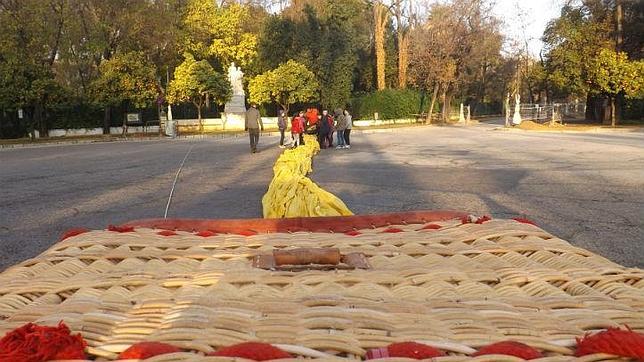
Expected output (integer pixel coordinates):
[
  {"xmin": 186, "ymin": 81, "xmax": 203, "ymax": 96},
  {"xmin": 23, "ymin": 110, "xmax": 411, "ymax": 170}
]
[
  {"xmin": 277, "ymin": 109, "xmax": 287, "ymax": 148},
  {"xmin": 245, "ymin": 104, "xmax": 264, "ymax": 153},
  {"xmin": 343, "ymin": 109, "xmax": 352, "ymax": 149},
  {"xmin": 318, "ymin": 110, "xmax": 331, "ymax": 149},
  {"xmin": 297, "ymin": 111, "xmax": 306, "ymax": 146},
  {"xmin": 326, "ymin": 112, "xmax": 335, "ymax": 148},
  {"xmin": 335, "ymin": 110, "xmax": 347, "ymax": 149},
  {"xmin": 291, "ymin": 111, "xmax": 305, "ymax": 148}
]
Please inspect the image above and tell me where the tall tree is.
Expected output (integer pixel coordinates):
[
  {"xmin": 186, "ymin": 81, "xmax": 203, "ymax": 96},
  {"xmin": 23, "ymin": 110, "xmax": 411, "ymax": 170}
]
[
  {"xmin": 394, "ymin": 0, "xmax": 409, "ymax": 88},
  {"xmin": 408, "ymin": 0, "xmax": 503, "ymax": 121},
  {"xmin": 248, "ymin": 60, "xmax": 318, "ymax": 115},
  {"xmin": 256, "ymin": 0, "xmax": 367, "ymax": 108},
  {"xmin": 587, "ymin": 49, "xmax": 644, "ymax": 126},
  {"xmin": 373, "ymin": 2, "xmax": 389, "ymax": 90},
  {"xmin": 90, "ymin": 52, "xmax": 159, "ymax": 132},
  {"xmin": 542, "ymin": 1, "xmax": 614, "ymax": 120},
  {"xmin": 0, "ymin": 0, "xmax": 68, "ymax": 137},
  {"xmin": 166, "ymin": 54, "xmax": 232, "ymax": 132},
  {"xmin": 182, "ymin": 0, "xmax": 259, "ymax": 69}
]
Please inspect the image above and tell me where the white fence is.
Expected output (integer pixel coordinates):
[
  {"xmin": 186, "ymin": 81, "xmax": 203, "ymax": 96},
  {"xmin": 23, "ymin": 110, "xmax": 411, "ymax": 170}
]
[{"xmin": 510, "ymin": 103, "xmax": 586, "ymax": 124}]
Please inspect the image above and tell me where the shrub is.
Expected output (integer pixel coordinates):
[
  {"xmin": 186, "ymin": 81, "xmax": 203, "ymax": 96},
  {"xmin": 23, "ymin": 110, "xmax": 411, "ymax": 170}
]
[{"xmin": 350, "ymin": 89, "xmax": 422, "ymax": 120}]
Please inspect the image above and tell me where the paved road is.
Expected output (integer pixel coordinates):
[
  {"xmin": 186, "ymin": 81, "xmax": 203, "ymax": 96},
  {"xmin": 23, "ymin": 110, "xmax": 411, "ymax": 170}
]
[{"xmin": 1, "ymin": 125, "xmax": 643, "ymax": 270}]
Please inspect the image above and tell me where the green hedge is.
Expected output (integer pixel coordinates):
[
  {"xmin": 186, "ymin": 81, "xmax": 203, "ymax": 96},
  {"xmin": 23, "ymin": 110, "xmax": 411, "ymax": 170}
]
[{"xmin": 350, "ymin": 89, "xmax": 422, "ymax": 120}]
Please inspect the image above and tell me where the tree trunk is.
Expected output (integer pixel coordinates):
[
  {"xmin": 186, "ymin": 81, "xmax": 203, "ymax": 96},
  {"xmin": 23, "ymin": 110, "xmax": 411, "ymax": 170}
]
[
  {"xmin": 611, "ymin": 96, "xmax": 616, "ymax": 127},
  {"xmin": 440, "ymin": 86, "xmax": 448, "ymax": 123},
  {"xmin": 394, "ymin": 0, "xmax": 408, "ymax": 89},
  {"xmin": 197, "ymin": 105, "xmax": 203, "ymax": 133},
  {"xmin": 103, "ymin": 106, "xmax": 111, "ymax": 134},
  {"xmin": 374, "ymin": 2, "xmax": 388, "ymax": 90},
  {"xmin": 615, "ymin": 0, "xmax": 623, "ymax": 52},
  {"xmin": 35, "ymin": 101, "xmax": 47, "ymax": 138},
  {"xmin": 398, "ymin": 32, "xmax": 409, "ymax": 88},
  {"xmin": 122, "ymin": 101, "xmax": 129, "ymax": 135},
  {"xmin": 426, "ymin": 83, "xmax": 438, "ymax": 124},
  {"xmin": 444, "ymin": 91, "xmax": 452, "ymax": 123}
]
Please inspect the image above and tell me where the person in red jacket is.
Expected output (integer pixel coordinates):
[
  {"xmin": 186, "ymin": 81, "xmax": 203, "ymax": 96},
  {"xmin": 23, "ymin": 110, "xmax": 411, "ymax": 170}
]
[{"xmin": 291, "ymin": 111, "xmax": 305, "ymax": 148}]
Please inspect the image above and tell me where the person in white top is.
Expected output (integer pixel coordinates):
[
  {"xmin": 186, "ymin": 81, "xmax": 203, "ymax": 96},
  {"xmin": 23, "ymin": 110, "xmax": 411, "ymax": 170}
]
[{"xmin": 343, "ymin": 110, "xmax": 352, "ymax": 149}]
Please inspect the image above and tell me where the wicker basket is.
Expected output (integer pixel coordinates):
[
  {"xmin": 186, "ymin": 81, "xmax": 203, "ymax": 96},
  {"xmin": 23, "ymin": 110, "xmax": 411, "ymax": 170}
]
[{"xmin": 0, "ymin": 211, "xmax": 642, "ymax": 361}]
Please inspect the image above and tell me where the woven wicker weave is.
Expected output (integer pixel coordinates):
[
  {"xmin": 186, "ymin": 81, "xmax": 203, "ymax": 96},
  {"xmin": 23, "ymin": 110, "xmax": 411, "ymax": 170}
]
[{"xmin": 0, "ymin": 212, "xmax": 642, "ymax": 361}]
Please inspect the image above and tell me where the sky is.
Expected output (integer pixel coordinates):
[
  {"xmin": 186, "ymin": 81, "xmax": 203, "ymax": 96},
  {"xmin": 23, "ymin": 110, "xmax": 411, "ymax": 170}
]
[{"xmin": 491, "ymin": 0, "xmax": 566, "ymax": 56}]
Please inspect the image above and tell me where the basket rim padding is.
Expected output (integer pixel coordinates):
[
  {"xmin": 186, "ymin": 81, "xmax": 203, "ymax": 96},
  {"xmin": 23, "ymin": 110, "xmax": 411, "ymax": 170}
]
[{"xmin": 120, "ymin": 210, "xmax": 470, "ymax": 234}]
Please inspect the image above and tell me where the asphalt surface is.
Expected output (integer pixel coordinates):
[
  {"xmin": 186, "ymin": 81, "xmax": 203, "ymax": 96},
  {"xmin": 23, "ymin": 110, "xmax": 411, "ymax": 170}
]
[{"xmin": 1, "ymin": 124, "xmax": 642, "ymax": 270}]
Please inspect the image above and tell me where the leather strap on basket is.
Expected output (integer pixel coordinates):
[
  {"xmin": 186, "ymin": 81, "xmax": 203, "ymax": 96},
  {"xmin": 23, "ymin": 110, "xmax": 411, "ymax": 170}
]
[{"xmin": 253, "ymin": 248, "xmax": 371, "ymax": 271}]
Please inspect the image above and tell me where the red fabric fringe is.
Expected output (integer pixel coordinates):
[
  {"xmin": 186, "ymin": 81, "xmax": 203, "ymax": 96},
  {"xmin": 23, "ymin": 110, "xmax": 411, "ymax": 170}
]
[
  {"xmin": 366, "ymin": 342, "xmax": 444, "ymax": 359},
  {"xmin": 107, "ymin": 224, "xmax": 134, "ymax": 233},
  {"xmin": 0, "ymin": 322, "xmax": 86, "ymax": 362},
  {"xmin": 59, "ymin": 228, "xmax": 90, "ymax": 241},
  {"xmin": 208, "ymin": 342, "xmax": 292, "ymax": 360},
  {"xmin": 195, "ymin": 230, "xmax": 217, "ymax": 237},
  {"xmin": 344, "ymin": 230, "xmax": 362, "ymax": 236},
  {"xmin": 237, "ymin": 230, "xmax": 258, "ymax": 236},
  {"xmin": 575, "ymin": 327, "xmax": 644, "ymax": 359},
  {"xmin": 473, "ymin": 341, "xmax": 542, "ymax": 359},
  {"xmin": 381, "ymin": 227, "xmax": 404, "ymax": 233},
  {"xmin": 419, "ymin": 223, "xmax": 442, "ymax": 230},
  {"xmin": 157, "ymin": 230, "xmax": 178, "ymax": 236},
  {"xmin": 118, "ymin": 341, "xmax": 181, "ymax": 359}
]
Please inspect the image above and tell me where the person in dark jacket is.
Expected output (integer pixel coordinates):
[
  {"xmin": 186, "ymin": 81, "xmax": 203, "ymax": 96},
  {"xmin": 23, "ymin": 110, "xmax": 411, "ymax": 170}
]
[
  {"xmin": 245, "ymin": 104, "xmax": 264, "ymax": 153},
  {"xmin": 326, "ymin": 112, "xmax": 335, "ymax": 148},
  {"xmin": 277, "ymin": 109, "xmax": 287, "ymax": 148},
  {"xmin": 318, "ymin": 110, "xmax": 332, "ymax": 149},
  {"xmin": 335, "ymin": 110, "xmax": 347, "ymax": 148}
]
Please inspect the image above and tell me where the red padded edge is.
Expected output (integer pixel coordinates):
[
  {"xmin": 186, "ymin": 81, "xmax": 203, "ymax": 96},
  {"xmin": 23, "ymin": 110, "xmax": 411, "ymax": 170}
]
[{"xmin": 121, "ymin": 210, "xmax": 468, "ymax": 234}]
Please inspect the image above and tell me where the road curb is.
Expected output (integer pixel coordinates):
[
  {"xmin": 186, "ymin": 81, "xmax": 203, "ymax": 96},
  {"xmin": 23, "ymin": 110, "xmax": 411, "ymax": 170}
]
[
  {"xmin": 493, "ymin": 126, "xmax": 644, "ymax": 133},
  {"xmin": 0, "ymin": 131, "xmax": 277, "ymax": 150}
]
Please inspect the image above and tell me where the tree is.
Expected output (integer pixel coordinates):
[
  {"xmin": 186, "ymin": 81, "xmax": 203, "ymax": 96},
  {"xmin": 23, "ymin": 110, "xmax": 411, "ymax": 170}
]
[
  {"xmin": 587, "ymin": 49, "xmax": 644, "ymax": 126},
  {"xmin": 393, "ymin": 0, "xmax": 410, "ymax": 88},
  {"xmin": 256, "ymin": 0, "xmax": 367, "ymax": 108},
  {"xmin": 248, "ymin": 60, "xmax": 318, "ymax": 115},
  {"xmin": 408, "ymin": 0, "xmax": 503, "ymax": 122},
  {"xmin": 182, "ymin": 0, "xmax": 258, "ymax": 69},
  {"xmin": 408, "ymin": 23, "xmax": 456, "ymax": 122},
  {"xmin": 90, "ymin": 52, "xmax": 159, "ymax": 132},
  {"xmin": 167, "ymin": 54, "xmax": 232, "ymax": 132},
  {"xmin": 0, "ymin": 0, "xmax": 68, "ymax": 137},
  {"xmin": 373, "ymin": 2, "xmax": 389, "ymax": 90}
]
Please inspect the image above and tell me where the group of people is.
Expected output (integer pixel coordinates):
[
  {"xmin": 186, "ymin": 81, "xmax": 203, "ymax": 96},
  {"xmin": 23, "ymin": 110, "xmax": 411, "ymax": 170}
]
[
  {"xmin": 244, "ymin": 104, "xmax": 353, "ymax": 153},
  {"xmin": 277, "ymin": 108, "xmax": 353, "ymax": 150}
]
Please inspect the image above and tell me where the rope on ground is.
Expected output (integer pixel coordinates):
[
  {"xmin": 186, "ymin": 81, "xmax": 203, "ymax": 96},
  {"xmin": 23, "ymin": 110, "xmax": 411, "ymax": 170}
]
[
  {"xmin": 262, "ymin": 135, "xmax": 353, "ymax": 218},
  {"xmin": 164, "ymin": 143, "xmax": 195, "ymax": 218}
]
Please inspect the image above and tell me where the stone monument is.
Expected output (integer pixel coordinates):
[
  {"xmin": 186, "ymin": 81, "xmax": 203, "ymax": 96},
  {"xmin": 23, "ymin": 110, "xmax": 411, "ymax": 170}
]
[{"xmin": 223, "ymin": 62, "xmax": 246, "ymax": 130}]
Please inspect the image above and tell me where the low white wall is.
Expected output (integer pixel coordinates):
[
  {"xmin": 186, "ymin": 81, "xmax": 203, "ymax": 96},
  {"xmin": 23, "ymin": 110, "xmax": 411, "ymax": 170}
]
[
  {"xmin": 48, "ymin": 128, "xmax": 104, "ymax": 137},
  {"xmin": 353, "ymin": 118, "xmax": 417, "ymax": 127},
  {"xmin": 37, "ymin": 117, "xmax": 415, "ymax": 138},
  {"xmin": 110, "ymin": 126, "xmax": 161, "ymax": 134}
]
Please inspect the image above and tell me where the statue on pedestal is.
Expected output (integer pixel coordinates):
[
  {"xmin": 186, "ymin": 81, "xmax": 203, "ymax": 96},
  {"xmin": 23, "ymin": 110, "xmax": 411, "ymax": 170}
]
[
  {"xmin": 224, "ymin": 62, "xmax": 248, "ymax": 129},
  {"xmin": 228, "ymin": 62, "xmax": 245, "ymax": 97},
  {"xmin": 512, "ymin": 94, "xmax": 522, "ymax": 125}
]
